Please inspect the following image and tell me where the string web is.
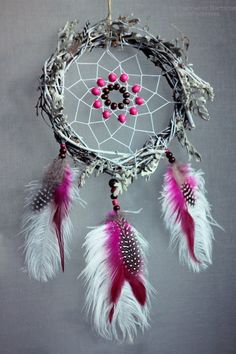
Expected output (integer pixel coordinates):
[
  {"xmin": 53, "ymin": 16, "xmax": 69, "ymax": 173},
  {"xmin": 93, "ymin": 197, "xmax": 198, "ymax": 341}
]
[{"xmin": 63, "ymin": 48, "xmax": 174, "ymax": 159}]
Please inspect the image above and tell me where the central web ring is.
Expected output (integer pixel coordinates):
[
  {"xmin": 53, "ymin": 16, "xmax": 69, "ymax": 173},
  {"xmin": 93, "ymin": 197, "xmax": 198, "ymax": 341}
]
[{"xmin": 63, "ymin": 48, "xmax": 174, "ymax": 159}]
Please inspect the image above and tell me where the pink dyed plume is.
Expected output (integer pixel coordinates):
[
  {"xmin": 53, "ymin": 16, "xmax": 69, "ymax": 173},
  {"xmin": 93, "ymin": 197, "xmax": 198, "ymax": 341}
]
[
  {"xmin": 105, "ymin": 212, "xmax": 146, "ymax": 322},
  {"xmin": 53, "ymin": 164, "xmax": 73, "ymax": 271},
  {"xmin": 165, "ymin": 163, "xmax": 199, "ymax": 263}
]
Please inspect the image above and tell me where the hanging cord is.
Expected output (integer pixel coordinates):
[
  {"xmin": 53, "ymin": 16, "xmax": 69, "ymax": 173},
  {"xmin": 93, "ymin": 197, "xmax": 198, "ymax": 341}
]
[{"xmin": 107, "ymin": 0, "xmax": 112, "ymax": 25}]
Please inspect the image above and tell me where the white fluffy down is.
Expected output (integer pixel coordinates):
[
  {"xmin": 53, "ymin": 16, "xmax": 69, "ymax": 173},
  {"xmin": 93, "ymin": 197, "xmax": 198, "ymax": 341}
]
[
  {"xmin": 161, "ymin": 167, "xmax": 218, "ymax": 272},
  {"xmin": 22, "ymin": 169, "xmax": 84, "ymax": 282},
  {"xmin": 81, "ymin": 223, "xmax": 152, "ymax": 342}
]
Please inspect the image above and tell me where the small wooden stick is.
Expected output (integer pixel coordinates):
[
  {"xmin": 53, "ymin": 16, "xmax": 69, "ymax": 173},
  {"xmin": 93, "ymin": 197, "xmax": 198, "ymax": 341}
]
[{"xmin": 107, "ymin": 0, "xmax": 112, "ymax": 25}]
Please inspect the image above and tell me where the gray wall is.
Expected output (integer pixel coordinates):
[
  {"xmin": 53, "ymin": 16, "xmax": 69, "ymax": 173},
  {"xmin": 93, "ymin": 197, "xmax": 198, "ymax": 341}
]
[{"xmin": 0, "ymin": 0, "xmax": 235, "ymax": 353}]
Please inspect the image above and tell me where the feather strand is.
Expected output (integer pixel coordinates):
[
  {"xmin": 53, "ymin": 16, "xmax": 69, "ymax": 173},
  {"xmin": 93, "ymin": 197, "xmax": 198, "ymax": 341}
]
[
  {"xmin": 22, "ymin": 166, "xmax": 83, "ymax": 282},
  {"xmin": 161, "ymin": 162, "xmax": 218, "ymax": 272}
]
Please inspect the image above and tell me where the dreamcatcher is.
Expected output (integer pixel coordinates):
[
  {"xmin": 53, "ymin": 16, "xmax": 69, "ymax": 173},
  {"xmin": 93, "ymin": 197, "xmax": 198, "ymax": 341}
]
[{"xmin": 22, "ymin": 0, "xmax": 218, "ymax": 342}]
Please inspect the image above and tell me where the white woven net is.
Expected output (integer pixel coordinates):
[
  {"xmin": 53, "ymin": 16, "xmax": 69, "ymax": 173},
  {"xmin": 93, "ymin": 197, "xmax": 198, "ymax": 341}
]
[{"xmin": 63, "ymin": 48, "xmax": 174, "ymax": 159}]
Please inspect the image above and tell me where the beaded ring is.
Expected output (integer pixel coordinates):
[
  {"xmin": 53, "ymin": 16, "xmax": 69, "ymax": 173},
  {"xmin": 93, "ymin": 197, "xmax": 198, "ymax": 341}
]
[{"xmin": 91, "ymin": 73, "xmax": 144, "ymax": 123}]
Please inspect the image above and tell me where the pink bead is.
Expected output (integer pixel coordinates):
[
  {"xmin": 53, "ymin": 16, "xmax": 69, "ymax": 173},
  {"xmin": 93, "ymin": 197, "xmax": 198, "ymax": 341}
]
[
  {"xmin": 129, "ymin": 107, "xmax": 138, "ymax": 115},
  {"xmin": 108, "ymin": 73, "xmax": 117, "ymax": 82},
  {"xmin": 132, "ymin": 84, "xmax": 141, "ymax": 93},
  {"xmin": 102, "ymin": 110, "xmax": 111, "ymax": 119},
  {"xmin": 93, "ymin": 100, "xmax": 102, "ymax": 109},
  {"xmin": 118, "ymin": 114, "xmax": 126, "ymax": 124},
  {"xmin": 96, "ymin": 78, "xmax": 106, "ymax": 87},
  {"xmin": 120, "ymin": 73, "xmax": 129, "ymax": 82},
  {"xmin": 91, "ymin": 87, "xmax": 101, "ymax": 96},
  {"xmin": 112, "ymin": 199, "xmax": 119, "ymax": 206},
  {"xmin": 135, "ymin": 96, "xmax": 144, "ymax": 105}
]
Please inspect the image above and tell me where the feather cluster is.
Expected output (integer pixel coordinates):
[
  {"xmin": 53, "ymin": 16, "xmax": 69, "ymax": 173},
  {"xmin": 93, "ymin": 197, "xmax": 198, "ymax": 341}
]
[
  {"xmin": 81, "ymin": 212, "xmax": 152, "ymax": 342},
  {"xmin": 22, "ymin": 158, "xmax": 83, "ymax": 282},
  {"xmin": 161, "ymin": 162, "xmax": 216, "ymax": 272}
]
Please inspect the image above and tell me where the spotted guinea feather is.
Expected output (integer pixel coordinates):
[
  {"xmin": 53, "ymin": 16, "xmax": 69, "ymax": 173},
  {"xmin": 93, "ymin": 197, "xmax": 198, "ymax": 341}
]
[
  {"xmin": 81, "ymin": 212, "xmax": 152, "ymax": 342},
  {"xmin": 31, "ymin": 158, "xmax": 66, "ymax": 212}
]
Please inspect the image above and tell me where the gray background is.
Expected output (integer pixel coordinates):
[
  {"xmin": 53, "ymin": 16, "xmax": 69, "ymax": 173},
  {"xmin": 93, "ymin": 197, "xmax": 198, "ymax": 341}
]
[{"xmin": 0, "ymin": 0, "xmax": 235, "ymax": 353}]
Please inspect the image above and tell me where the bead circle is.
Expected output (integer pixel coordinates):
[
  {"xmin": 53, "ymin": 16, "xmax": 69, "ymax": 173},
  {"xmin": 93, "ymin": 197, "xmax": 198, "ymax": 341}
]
[
  {"xmin": 108, "ymin": 73, "xmax": 117, "ymax": 82},
  {"xmin": 91, "ymin": 75, "xmax": 142, "ymax": 123},
  {"xmin": 103, "ymin": 87, "xmax": 110, "ymax": 94},
  {"xmin": 118, "ymin": 102, "xmax": 124, "ymax": 109},
  {"xmin": 119, "ymin": 87, "xmax": 126, "ymax": 94},
  {"xmin": 104, "ymin": 99, "xmax": 111, "ymax": 106},
  {"xmin": 93, "ymin": 100, "xmax": 102, "ymax": 109},
  {"xmin": 135, "ymin": 96, "xmax": 144, "ymax": 105},
  {"xmin": 91, "ymin": 87, "xmax": 101, "ymax": 96},
  {"xmin": 120, "ymin": 73, "xmax": 129, "ymax": 82},
  {"xmin": 102, "ymin": 110, "xmax": 111, "ymax": 119},
  {"xmin": 123, "ymin": 92, "xmax": 130, "ymax": 99},
  {"xmin": 97, "ymin": 78, "xmax": 106, "ymax": 87},
  {"xmin": 118, "ymin": 114, "xmax": 126, "ymax": 124},
  {"xmin": 129, "ymin": 107, "xmax": 138, "ymax": 115},
  {"xmin": 111, "ymin": 102, "xmax": 117, "ymax": 110},
  {"xmin": 132, "ymin": 84, "xmax": 141, "ymax": 93},
  {"xmin": 113, "ymin": 83, "xmax": 120, "ymax": 90},
  {"xmin": 123, "ymin": 98, "xmax": 130, "ymax": 105}
]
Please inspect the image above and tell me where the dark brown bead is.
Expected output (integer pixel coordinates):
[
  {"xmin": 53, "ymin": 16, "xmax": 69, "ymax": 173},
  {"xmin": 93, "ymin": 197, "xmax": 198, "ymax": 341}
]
[
  {"xmin": 113, "ymin": 83, "xmax": 120, "ymax": 90},
  {"xmin": 111, "ymin": 102, "xmax": 117, "ymax": 110},
  {"xmin": 113, "ymin": 205, "xmax": 120, "ymax": 211},
  {"xmin": 109, "ymin": 179, "xmax": 118, "ymax": 187},
  {"xmin": 123, "ymin": 92, "xmax": 130, "ymax": 98},
  {"xmin": 59, "ymin": 147, "xmax": 67, "ymax": 158},
  {"xmin": 118, "ymin": 102, "xmax": 124, "ymax": 109},
  {"xmin": 119, "ymin": 86, "xmax": 126, "ymax": 94},
  {"xmin": 108, "ymin": 84, "xmax": 114, "ymax": 91},
  {"xmin": 101, "ymin": 94, "xmax": 108, "ymax": 100},
  {"xmin": 123, "ymin": 98, "xmax": 130, "ymax": 105},
  {"xmin": 165, "ymin": 151, "xmax": 173, "ymax": 158},
  {"xmin": 111, "ymin": 186, "xmax": 117, "ymax": 193},
  {"xmin": 104, "ymin": 99, "xmax": 111, "ymax": 106},
  {"xmin": 110, "ymin": 194, "xmax": 117, "ymax": 199},
  {"xmin": 103, "ymin": 88, "xmax": 110, "ymax": 94},
  {"xmin": 169, "ymin": 156, "xmax": 176, "ymax": 164}
]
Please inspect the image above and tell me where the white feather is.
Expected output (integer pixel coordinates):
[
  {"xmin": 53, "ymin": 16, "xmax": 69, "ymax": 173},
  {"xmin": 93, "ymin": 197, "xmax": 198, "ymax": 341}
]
[
  {"xmin": 22, "ymin": 169, "xmax": 84, "ymax": 282},
  {"xmin": 80, "ymin": 223, "xmax": 152, "ymax": 342},
  {"xmin": 161, "ymin": 167, "xmax": 219, "ymax": 272}
]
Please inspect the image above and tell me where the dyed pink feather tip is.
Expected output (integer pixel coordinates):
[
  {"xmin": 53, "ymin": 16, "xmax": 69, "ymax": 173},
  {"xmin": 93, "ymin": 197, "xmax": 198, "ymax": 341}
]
[
  {"xmin": 161, "ymin": 160, "xmax": 216, "ymax": 272},
  {"xmin": 165, "ymin": 163, "xmax": 199, "ymax": 263},
  {"xmin": 105, "ymin": 213, "xmax": 146, "ymax": 321},
  {"xmin": 53, "ymin": 164, "xmax": 73, "ymax": 271}
]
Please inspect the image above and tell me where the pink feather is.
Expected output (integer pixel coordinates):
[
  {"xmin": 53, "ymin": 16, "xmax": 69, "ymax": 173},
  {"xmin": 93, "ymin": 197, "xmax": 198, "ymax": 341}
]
[
  {"xmin": 165, "ymin": 163, "xmax": 200, "ymax": 263},
  {"xmin": 52, "ymin": 164, "xmax": 73, "ymax": 271},
  {"xmin": 105, "ymin": 212, "xmax": 146, "ymax": 322}
]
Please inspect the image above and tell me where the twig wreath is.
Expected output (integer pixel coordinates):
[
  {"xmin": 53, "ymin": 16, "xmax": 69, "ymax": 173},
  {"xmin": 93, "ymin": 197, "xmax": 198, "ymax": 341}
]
[
  {"xmin": 22, "ymin": 0, "xmax": 219, "ymax": 342},
  {"xmin": 36, "ymin": 15, "xmax": 213, "ymax": 185}
]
